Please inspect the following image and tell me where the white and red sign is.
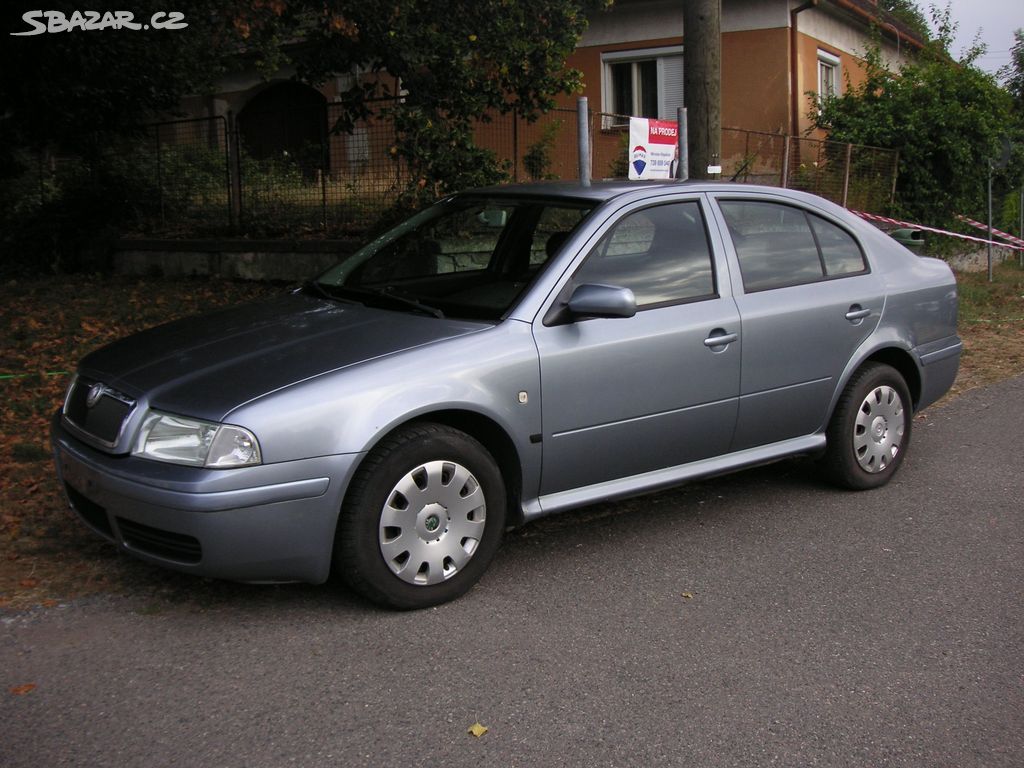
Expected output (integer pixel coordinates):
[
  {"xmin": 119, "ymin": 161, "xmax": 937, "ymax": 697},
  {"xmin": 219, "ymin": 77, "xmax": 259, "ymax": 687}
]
[{"xmin": 628, "ymin": 118, "xmax": 679, "ymax": 180}]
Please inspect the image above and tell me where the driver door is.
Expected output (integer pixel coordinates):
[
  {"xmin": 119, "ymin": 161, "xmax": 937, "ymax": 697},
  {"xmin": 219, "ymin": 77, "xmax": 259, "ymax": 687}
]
[{"xmin": 532, "ymin": 198, "xmax": 741, "ymax": 497}]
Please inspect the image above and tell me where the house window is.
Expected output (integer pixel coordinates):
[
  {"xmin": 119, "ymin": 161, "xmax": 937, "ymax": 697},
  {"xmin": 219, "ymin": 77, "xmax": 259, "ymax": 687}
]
[
  {"xmin": 817, "ymin": 50, "xmax": 841, "ymax": 100},
  {"xmin": 601, "ymin": 46, "xmax": 685, "ymax": 127}
]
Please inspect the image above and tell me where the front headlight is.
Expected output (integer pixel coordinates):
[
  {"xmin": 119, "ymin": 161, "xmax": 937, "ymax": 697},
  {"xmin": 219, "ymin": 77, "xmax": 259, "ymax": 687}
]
[{"xmin": 133, "ymin": 411, "xmax": 261, "ymax": 468}]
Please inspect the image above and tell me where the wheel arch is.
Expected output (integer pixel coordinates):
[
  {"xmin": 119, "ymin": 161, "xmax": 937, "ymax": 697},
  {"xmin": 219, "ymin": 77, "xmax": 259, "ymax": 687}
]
[
  {"xmin": 861, "ymin": 347, "xmax": 922, "ymax": 410},
  {"xmin": 349, "ymin": 409, "xmax": 526, "ymax": 528},
  {"xmin": 823, "ymin": 344, "xmax": 922, "ymax": 441}
]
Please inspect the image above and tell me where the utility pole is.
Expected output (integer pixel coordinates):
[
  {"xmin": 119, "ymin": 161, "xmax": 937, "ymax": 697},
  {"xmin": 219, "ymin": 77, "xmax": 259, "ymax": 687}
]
[{"xmin": 682, "ymin": 0, "xmax": 721, "ymax": 180}]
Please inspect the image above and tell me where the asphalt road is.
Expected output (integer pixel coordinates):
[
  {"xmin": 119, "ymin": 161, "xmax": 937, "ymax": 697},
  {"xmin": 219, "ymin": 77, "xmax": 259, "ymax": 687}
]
[{"xmin": 2, "ymin": 376, "xmax": 1022, "ymax": 768}]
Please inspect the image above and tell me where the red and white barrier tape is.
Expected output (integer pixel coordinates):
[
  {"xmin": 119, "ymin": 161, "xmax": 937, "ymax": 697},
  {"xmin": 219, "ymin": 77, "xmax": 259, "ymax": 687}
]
[
  {"xmin": 955, "ymin": 215, "xmax": 1024, "ymax": 248},
  {"xmin": 850, "ymin": 210, "xmax": 1024, "ymax": 252}
]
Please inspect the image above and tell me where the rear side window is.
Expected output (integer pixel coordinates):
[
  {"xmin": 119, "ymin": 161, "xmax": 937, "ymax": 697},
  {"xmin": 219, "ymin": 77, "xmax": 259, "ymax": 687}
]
[
  {"xmin": 573, "ymin": 202, "xmax": 716, "ymax": 307},
  {"xmin": 719, "ymin": 200, "xmax": 866, "ymax": 292}
]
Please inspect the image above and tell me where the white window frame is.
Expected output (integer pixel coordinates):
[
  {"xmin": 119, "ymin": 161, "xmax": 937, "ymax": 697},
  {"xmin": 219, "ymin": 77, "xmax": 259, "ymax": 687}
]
[
  {"xmin": 817, "ymin": 49, "xmax": 841, "ymax": 101},
  {"xmin": 601, "ymin": 45, "xmax": 685, "ymax": 129}
]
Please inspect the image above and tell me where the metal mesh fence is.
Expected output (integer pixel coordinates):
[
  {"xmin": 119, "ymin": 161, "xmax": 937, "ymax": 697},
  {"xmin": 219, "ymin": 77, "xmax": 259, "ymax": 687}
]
[
  {"xmin": 722, "ymin": 128, "xmax": 898, "ymax": 211},
  {"xmin": 234, "ymin": 99, "xmax": 408, "ymax": 236},
  {"xmin": 12, "ymin": 111, "xmax": 899, "ymax": 241},
  {"xmin": 592, "ymin": 112, "xmax": 632, "ymax": 180},
  {"xmin": 720, "ymin": 128, "xmax": 787, "ymax": 186},
  {"xmin": 88, "ymin": 117, "xmax": 234, "ymax": 236}
]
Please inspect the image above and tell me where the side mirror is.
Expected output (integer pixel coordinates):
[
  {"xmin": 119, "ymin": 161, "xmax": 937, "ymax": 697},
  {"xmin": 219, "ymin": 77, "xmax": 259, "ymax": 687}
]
[{"xmin": 566, "ymin": 283, "xmax": 637, "ymax": 320}]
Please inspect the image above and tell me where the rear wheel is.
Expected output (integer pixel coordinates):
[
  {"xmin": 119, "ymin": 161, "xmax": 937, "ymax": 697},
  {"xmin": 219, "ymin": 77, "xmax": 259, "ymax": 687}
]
[
  {"xmin": 822, "ymin": 363, "xmax": 912, "ymax": 490},
  {"xmin": 334, "ymin": 423, "xmax": 506, "ymax": 609}
]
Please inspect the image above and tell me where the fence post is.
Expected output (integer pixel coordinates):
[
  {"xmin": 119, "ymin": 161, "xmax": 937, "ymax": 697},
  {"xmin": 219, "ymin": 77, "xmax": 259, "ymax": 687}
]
[
  {"xmin": 221, "ymin": 118, "xmax": 232, "ymax": 230},
  {"xmin": 320, "ymin": 105, "xmax": 328, "ymax": 231},
  {"xmin": 889, "ymin": 150, "xmax": 899, "ymax": 212},
  {"xmin": 513, "ymin": 111, "xmax": 519, "ymax": 182},
  {"xmin": 781, "ymin": 135, "xmax": 790, "ymax": 188},
  {"xmin": 677, "ymin": 107, "xmax": 689, "ymax": 181},
  {"xmin": 577, "ymin": 97, "xmax": 590, "ymax": 187},
  {"xmin": 227, "ymin": 111, "xmax": 243, "ymax": 229},
  {"xmin": 841, "ymin": 142, "xmax": 852, "ymax": 208},
  {"xmin": 155, "ymin": 123, "xmax": 164, "ymax": 226}
]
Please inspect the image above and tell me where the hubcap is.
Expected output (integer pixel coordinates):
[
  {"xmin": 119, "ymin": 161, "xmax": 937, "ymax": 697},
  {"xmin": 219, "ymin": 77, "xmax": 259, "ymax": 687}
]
[
  {"xmin": 853, "ymin": 385, "xmax": 905, "ymax": 473},
  {"xmin": 378, "ymin": 460, "xmax": 486, "ymax": 586}
]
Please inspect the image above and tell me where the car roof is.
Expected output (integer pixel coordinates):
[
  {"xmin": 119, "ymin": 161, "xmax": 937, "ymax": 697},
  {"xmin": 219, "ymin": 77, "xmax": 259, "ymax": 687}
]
[
  {"xmin": 463, "ymin": 180, "xmax": 694, "ymax": 203},
  {"xmin": 460, "ymin": 180, "xmax": 844, "ymax": 209}
]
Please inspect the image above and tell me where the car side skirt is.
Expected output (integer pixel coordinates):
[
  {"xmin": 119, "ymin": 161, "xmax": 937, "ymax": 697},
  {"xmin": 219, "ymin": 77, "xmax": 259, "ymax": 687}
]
[{"xmin": 525, "ymin": 434, "xmax": 825, "ymax": 521}]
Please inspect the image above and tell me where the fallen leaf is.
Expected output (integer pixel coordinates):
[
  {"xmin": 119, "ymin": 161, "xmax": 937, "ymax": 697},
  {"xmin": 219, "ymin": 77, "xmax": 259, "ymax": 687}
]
[
  {"xmin": 467, "ymin": 722, "xmax": 488, "ymax": 738},
  {"xmin": 681, "ymin": 592, "xmax": 694, "ymax": 600},
  {"xmin": 10, "ymin": 684, "xmax": 36, "ymax": 695}
]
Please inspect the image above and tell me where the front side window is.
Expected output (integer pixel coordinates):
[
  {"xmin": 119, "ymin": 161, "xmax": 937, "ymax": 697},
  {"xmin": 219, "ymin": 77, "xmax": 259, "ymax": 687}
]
[
  {"xmin": 572, "ymin": 202, "xmax": 715, "ymax": 307},
  {"xmin": 719, "ymin": 200, "xmax": 866, "ymax": 292}
]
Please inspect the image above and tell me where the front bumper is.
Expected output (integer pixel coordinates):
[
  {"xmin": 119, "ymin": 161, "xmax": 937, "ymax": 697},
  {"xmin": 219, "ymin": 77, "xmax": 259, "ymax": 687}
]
[{"xmin": 52, "ymin": 413, "xmax": 362, "ymax": 584}]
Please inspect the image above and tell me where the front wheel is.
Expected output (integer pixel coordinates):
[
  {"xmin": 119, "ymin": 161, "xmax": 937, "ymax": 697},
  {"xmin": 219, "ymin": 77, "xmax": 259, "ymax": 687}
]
[
  {"xmin": 334, "ymin": 423, "xmax": 506, "ymax": 609},
  {"xmin": 822, "ymin": 363, "xmax": 912, "ymax": 490}
]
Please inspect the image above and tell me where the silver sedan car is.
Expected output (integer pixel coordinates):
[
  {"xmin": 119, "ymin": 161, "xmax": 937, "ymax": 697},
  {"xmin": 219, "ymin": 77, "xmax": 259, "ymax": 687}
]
[{"xmin": 52, "ymin": 182, "xmax": 961, "ymax": 608}]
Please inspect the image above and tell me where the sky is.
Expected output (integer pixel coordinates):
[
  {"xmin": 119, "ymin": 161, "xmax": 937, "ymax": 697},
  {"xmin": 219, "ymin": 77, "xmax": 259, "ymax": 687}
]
[{"xmin": 941, "ymin": 0, "xmax": 1022, "ymax": 76}]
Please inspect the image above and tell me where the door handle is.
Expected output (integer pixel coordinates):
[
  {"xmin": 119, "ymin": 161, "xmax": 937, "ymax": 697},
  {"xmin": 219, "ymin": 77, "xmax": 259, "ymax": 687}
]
[
  {"xmin": 703, "ymin": 331, "xmax": 738, "ymax": 348},
  {"xmin": 845, "ymin": 305, "xmax": 871, "ymax": 322}
]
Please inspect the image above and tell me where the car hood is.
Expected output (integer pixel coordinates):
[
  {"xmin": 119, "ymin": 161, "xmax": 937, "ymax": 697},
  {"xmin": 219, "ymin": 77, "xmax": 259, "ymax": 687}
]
[{"xmin": 79, "ymin": 291, "xmax": 488, "ymax": 422}]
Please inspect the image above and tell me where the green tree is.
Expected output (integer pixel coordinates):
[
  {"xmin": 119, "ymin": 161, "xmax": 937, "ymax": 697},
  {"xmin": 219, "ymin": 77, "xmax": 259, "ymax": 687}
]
[
  {"xmin": 814, "ymin": 31, "xmax": 1018, "ymax": 226},
  {"xmin": 879, "ymin": 0, "xmax": 930, "ymax": 43},
  {"xmin": 0, "ymin": 1, "xmax": 608, "ymax": 271},
  {"xmin": 0, "ymin": 1, "xmax": 243, "ymax": 169},
  {"xmin": 243, "ymin": 0, "xmax": 609, "ymax": 207},
  {"xmin": 1001, "ymin": 29, "xmax": 1024, "ymax": 112}
]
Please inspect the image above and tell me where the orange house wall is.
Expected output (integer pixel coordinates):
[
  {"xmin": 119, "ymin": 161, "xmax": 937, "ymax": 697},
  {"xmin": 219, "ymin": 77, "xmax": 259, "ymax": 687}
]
[
  {"xmin": 721, "ymin": 28, "xmax": 790, "ymax": 134},
  {"xmin": 795, "ymin": 32, "xmax": 870, "ymax": 138},
  {"xmin": 568, "ymin": 29, "xmax": 795, "ymax": 137}
]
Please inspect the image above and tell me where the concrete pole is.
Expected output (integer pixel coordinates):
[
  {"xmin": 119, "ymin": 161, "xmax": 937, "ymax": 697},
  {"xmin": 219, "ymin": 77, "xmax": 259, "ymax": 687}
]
[{"xmin": 682, "ymin": 0, "xmax": 721, "ymax": 180}]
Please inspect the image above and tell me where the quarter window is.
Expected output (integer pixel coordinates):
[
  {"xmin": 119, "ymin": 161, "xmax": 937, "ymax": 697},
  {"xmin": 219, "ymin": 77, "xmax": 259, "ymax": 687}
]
[
  {"xmin": 573, "ymin": 202, "xmax": 715, "ymax": 307},
  {"xmin": 809, "ymin": 214, "xmax": 865, "ymax": 276},
  {"xmin": 719, "ymin": 200, "xmax": 866, "ymax": 292}
]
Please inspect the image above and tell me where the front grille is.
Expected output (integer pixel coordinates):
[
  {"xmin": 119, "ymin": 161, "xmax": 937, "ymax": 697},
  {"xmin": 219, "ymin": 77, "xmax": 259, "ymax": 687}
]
[
  {"xmin": 65, "ymin": 483, "xmax": 114, "ymax": 539},
  {"xmin": 64, "ymin": 377, "xmax": 134, "ymax": 446},
  {"xmin": 116, "ymin": 518, "xmax": 202, "ymax": 564}
]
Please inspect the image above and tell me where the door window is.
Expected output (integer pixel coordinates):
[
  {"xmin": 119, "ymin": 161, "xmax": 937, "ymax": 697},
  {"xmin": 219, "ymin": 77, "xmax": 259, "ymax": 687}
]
[
  {"xmin": 573, "ymin": 202, "xmax": 716, "ymax": 307},
  {"xmin": 719, "ymin": 200, "xmax": 866, "ymax": 292}
]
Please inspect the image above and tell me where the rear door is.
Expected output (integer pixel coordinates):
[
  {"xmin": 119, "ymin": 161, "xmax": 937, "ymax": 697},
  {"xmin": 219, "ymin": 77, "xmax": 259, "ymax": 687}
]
[{"xmin": 709, "ymin": 195, "xmax": 884, "ymax": 450}]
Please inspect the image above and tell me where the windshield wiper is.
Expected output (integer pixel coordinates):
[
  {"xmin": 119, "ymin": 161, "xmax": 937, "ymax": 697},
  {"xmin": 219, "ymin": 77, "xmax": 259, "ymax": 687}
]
[
  {"xmin": 375, "ymin": 286, "xmax": 445, "ymax": 318},
  {"xmin": 308, "ymin": 283, "xmax": 444, "ymax": 318},
  {"xmin": 301, "ymin": 280, "xmax": 363, "ymax": 305}
]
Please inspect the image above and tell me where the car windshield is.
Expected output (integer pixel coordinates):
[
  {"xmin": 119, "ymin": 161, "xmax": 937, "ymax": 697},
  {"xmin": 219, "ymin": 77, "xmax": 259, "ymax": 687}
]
[{"xmin": 313, "ymin": 196, "xmax": 595, "ymax": 321}]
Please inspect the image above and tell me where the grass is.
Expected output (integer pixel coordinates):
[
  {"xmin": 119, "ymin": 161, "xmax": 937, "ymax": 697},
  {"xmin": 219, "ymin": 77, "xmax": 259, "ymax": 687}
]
[
  {"xmin": 948, "ymin": 259, "xmax": 1024, "ymax": 397},
  {"xmin": 0, "ymin": 262, "xmax": 1021, "ymax": 609}
]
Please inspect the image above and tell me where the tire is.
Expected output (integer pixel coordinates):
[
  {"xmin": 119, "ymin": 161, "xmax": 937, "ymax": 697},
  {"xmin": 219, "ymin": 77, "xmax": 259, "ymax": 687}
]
[
  {"xmin": 334, "ymin": 423, "xmax": 506, "ymax": 609},
  {"xmin": 822, "ymin": 363, "xmax": 913, "ymax": 490}
]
